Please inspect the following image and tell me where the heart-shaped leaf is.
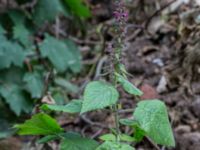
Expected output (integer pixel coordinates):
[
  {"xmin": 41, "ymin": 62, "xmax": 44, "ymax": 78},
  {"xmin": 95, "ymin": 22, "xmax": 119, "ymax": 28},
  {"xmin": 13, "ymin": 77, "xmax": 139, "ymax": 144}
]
[
  {"xmin": 81, "ymin": 81, "xmax": 119, "ymax": 113},
  {"xmin": 133, "ymin": 100, "xmax": 175, "ymax": 147}
]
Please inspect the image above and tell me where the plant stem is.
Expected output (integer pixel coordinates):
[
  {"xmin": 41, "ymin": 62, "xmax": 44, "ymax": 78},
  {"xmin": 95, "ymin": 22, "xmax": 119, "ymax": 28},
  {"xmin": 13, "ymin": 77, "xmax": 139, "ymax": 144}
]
[
  {"xmin": 110, "ymin": 0, "xmax": 128, "ymax": 142},
  {"xmin": 113, "ymin": 104, "xmax": 120, "ymax": 142}
]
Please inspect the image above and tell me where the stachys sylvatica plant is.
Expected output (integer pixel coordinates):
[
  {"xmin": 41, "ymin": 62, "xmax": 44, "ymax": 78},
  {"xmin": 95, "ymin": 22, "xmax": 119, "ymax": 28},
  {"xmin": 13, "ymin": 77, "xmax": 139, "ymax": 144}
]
[{"xmin": 15, "ymin": 0, "xmax": 175, "ymax": 149}]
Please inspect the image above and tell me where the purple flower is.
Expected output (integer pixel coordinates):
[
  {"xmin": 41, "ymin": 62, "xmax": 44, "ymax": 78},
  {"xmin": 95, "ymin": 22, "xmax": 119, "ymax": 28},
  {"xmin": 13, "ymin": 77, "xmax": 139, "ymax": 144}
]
[{"xmin": 113, "ymin": 1, "xmax": 129, "ymax": 23}]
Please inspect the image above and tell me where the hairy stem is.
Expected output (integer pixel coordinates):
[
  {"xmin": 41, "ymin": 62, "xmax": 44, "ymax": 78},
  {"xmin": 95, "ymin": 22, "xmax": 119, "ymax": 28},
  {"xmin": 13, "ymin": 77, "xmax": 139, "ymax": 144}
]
[
  {"xmin": 109, "ymin": 0, "xmax": 128, "ymax": 142},
  {"xmin": 113, "ymin": 104, "xmax": 120, "ymax": 142}
]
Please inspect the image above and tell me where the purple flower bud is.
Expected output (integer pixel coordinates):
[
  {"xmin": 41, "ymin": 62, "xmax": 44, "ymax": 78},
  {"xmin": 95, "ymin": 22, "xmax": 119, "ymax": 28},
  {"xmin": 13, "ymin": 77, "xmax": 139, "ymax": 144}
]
[{"xmin": 113, "ymin": 1, "xmax": 129, "ymax": 24}]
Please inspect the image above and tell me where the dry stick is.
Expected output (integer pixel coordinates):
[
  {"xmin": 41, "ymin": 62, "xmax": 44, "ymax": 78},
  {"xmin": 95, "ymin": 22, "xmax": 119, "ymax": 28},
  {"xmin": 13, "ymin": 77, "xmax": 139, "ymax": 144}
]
[
  {"xmin": 124, "ymin": 0, "xmax": 177, "ymax": 40},
  {"xmin": 55, "ymin": 16, "xmax": 60, "ymax": 39},
  {"xmin": 69, "ymin": 36, "xmax": 100, "ymax": 45},
  {"xmin": 118, "ymin": 109, "xmax": 133, "ymax": 114},
  {"xmin": 81, "ymin": 115, "xmax": 109, "ymax": 129},
  {"xmin": 42, "ymin": 69, "xmax": 54, "ymax": 96},
  {"xmin": 5, "ymin": 0, "xmax": 37, "ymax": 11},
  {"xmin": 94, "ymin": 55, "xmax": 108, "ymax": 80},
  {"xmin": 146, "ymin": 136, "xmax": 161, "ymax": 150},
  {"xmin": 91, "ymin": 128, "xmax": 103, "ymax": 139},
  {"xmin": 20, "ymin": 0, "xmax": 38, "ymax": 10},
  {"xmin": 145, "ymin": 0, "xmax": 177, "ymax": 29}
]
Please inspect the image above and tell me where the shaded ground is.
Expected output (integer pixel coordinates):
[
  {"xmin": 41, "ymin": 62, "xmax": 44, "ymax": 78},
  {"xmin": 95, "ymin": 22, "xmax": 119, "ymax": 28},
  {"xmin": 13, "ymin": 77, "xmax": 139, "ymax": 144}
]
[
  {"xmin": 81, "ymin": 1, "xmax": 200, "ymax": 149},
  {"xmin": 1, "ymin": 0, "xmax": 200, "ymax": 150}
]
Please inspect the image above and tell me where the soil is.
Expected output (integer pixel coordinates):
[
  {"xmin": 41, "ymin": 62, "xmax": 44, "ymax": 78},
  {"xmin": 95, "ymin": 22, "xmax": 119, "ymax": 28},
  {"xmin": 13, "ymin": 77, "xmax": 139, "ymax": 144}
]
[
  {"xmin": 2, "ymin": 0, "xmax": 200, "ymax": 150},
  {"xmin": 81, "ymin": 1, "xmax": 200, "ymax": 150}
]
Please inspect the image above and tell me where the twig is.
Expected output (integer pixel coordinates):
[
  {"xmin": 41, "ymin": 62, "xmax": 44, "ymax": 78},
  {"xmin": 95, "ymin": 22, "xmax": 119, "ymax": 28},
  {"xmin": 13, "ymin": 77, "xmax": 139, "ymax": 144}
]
[
  {"xmin": 4, "ymin": 0, "xmax": 38, "ymax": 11},
  {"xmin": 146, "ymin": 136, "xmax": 161, "ymax": 150},
  {"xmin": 91, "ymin": 128, "xmax": 103, "ymax": 139},
  {"xmin": 55, "ymin": 16, "xmax": 60, "ymax": 39},
  {"xmin": 161, "ymin": 146, "xmax": 166, "ymax": 150},
  {"xmin": 113, "ymin": 105, "xmax": 120, "ymax": 141},
  {"xmin": 145, "ymin": 0, "xmax": 177, "ymax": 29},
  {"xmin": 42, "ymin": 70, "xmax": 54, "ymax": 96},
  {"xmin": 94, "ymin": 55, "xmax": 108, "ymax": 80},
  {"xmin": 118, "ymin": 109, "xmax": 133, "ymax": 114},
  {"xmin": 20, "ymin": 0, "xmax": 38, "ymax": 10},
  {"xmin": 68, "ymin": 36, "xmax": 101, "ymax": 45},
  {"xmin": 81, "ymin": 115, "xmax": 109, "ymax": 129}
]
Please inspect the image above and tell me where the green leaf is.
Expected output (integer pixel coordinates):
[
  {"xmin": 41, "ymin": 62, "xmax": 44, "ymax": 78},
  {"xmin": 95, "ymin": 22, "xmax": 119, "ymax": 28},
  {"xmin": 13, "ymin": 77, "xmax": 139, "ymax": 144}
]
[
  {"xmin": 0, "ymin": 25, "xmax": 5, "ymax": 34},
  {"xmin": 81, "ymin": 81, "xmax": 119, "ymax": 113},
  {"xmin": 119, "ymin": 119, "xmax": 138, "ymax": 126},
  {"xmin": 9, "ymin": 10, "xmax": 32, "ymax": 47},
  {"xmin": 15, "ymin": 113, "xmax": 63, "ymax": 135},
  {"xmin": 0, "ymin": 66, "xmax": 24, "ymax": 85},
  {"xmin": 8, "ymin": 10, "xmax": 25, "ymax": 24},
  {"xmin": 0, "ymin": 120, "xmax": 16, "ymax": 139},
  {"xmin": 41, "ymin": 99, "xmax": 82, "ymax": 113},
  {"xmin": 60, "ymin": 132, "xmax": 98, "ymax": 150},
  {"xmin": 39, "ymin": 35, "xmax": 81, "ymax": 72},
  {"xmin": 55, "ymin": 78, "xmax": 79, "ymax": 94},
  {"xmin": 115, "ymin": 73, "xmax": 143, "ymax": 96},
  {"xmin": 52, "ymin": 92, "xmax": 65, "ymax": 105},
  {"xmin": 33, "ymin": 0, "xmax": 68, "ymax": 25},
  {"xmin": 0, "ymin": 131, "xmax": 13, "ymax": 139},
  {"xmin": 133, "ymin": 126, "xmax": 146, "ymax": 142},
  {"xmin": 0, "ymin": 100, "xmax": 18, "ymax": 139},
  {"xmin": 120, "ymin": 134, "xmax": 136, "ymax": 142},
  {"xmin": 65, "ymin": 40, "xmax": 82, "ymax": 73},
  {"xmin": 99, "ymin": 134, "xmax": 116, "ymax": 141},
  {"xmin": 13, "ymin": 24, "xmax": 32, "ymax": 47},
  {"xmin": 133, "ymin": 100, "xmax": 175, "ymax": 147},
  {"xmin": 0, "ymin": 37, "xmax": 25, "ymax": 69},
  {"xmin": 0, "ymin": 84, "xmax": 33, "ymax": 116},
  {"xmin": 96, "ymin": 141, "xmax": 135, "ymax": 150},
  {"xmin": 119, "ymin": 118, "xmax": 145, "ymax": 142},
  {"xmin": 64, "ymin": 0, "xmax": 91, "ymax": 18},
  {"xmin": 37, "ymin": 135, "xmax": 59, "ymax": 144},
  {"xmin": 23, "ymin": 72, "xmax": 44, "ymax": 98}
]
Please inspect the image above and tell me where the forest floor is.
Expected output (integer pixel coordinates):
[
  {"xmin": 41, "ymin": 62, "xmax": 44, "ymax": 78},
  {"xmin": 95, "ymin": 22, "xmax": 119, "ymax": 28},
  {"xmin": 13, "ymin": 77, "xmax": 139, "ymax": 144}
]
[
  {"xmin": 78, "ymin": 1, "xmax": 200, "ymax": 150},
  {"xmin": 1, "ymin": 0, "xmax": 200, "ymax": 150}
]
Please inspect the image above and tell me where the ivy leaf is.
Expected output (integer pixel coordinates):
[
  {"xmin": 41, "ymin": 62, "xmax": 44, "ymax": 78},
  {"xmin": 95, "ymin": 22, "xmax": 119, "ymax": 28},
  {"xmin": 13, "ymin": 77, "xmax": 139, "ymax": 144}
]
[
  {"xmin": 60, "ymin": 132, "xmax": 98, "ymax": 150},
  {"xmin": 13, "ymin": 24, "xmax": 32, "ymax": 47},
  {"xmin": 23, "ymin": 72, "xmax": 44, "ymax": 98},
  {"xmin": 33, "ymin": 0, "xmax": 68, "ymax": 26},
  {"xmin": 96, "ymin": 141, "xmax": 135, "ymax": 150},
  {"xmin": 39, "ymin": 35, "xmax": 81, "ymax": 73},
  {"xmin": 115, "ymin": 73, "xmax": 143, "ymax": 96},
  {"xmin": 0, "ymin": 37, "xmax": 25, "ymax": 69},
  {"xmin": 0, "ymin": 84, "xmax": 33, "ymax": 116},
  {"xmin": 55, "ymin": 78, "xmax": 79, "ymax": 94},
  {"xmin": 64, "ymin": 0, "xmax": 91, "ymax": 18},
  {"xmin": 0, "ymin": 119, "xmax": 16, "ymax": 139},
  {"xmin": 81, "ymin": 81, "xmax": 119, "ymax": 114},
  {"xmin": 0, "ymin": 25, "xmax": 5, "ymax": 34},
  {"xmin": 65, "ymin": 40, "xmax": 82, "ymax": 73},
  {"xmin": 52, "ymin": 92, "xmax": 65, "ymax": 105},
  {"xmin": 133, "ymin": 100, "xmax": 175, "ymax": 147},
  {"xmin": 15, "ymin": 113, "xmax": 63, "ymax": 135},
  {"xmin": 41, "ymin": 99, "xmax": 82, "ymax": 113},
  {"xmin": 9, "ymin": 10, "xmax": 32, "ymax": 47},
  {"xmin": 0, "ymin": 66, "xmax": 24, "ymax": 85}
]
